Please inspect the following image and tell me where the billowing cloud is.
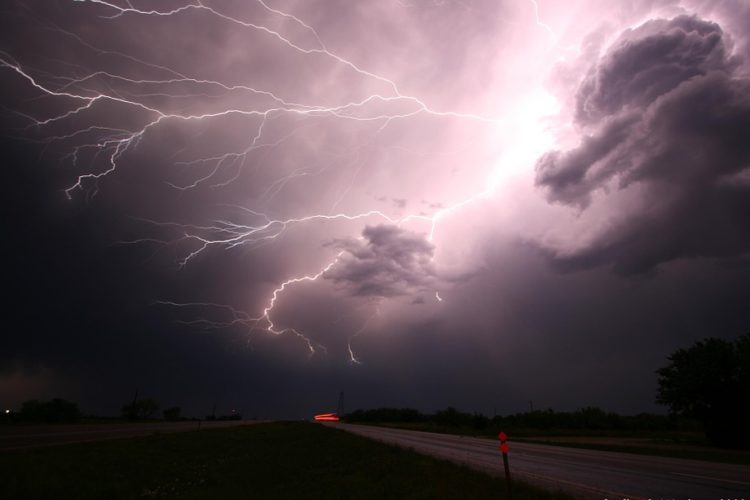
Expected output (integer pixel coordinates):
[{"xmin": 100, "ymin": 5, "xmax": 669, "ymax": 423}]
[
  {"xmin": 536, "ymin": 15, "xmax": 750, "ymax": 273},
  {"xmin": 324, "ymin": 225, "xmax": 437, "ymax": 297},
  {"xmin": 575, "ymin": 16, "xmax": 734, "ymax": 125}
]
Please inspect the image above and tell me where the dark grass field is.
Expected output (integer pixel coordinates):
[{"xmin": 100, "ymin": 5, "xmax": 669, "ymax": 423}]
[
  {"xmin": 0, "ymin": 421, "xmax": 573, "ymax": 499},
  {"xmin": 358, "ymin": 421, "xmax": 750, "ymax": 466}
]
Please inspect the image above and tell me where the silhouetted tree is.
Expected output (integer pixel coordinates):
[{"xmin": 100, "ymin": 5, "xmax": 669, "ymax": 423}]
[
  {"xmin": 344, "ymin": 406, "xmax": 696, "ymax": 432},
  {"xmin": 435, "ymin": 407, "xmax": 472, "ymax": 427},
  {"xmin": 19, "ymin": 398, "xmax": 81, "ymax": 423},
  {"xmin": 163, "ymin": 407, "xmax": 181, "ymax": 421},
  {"xmin": 345, "ymin": 408, "xmax": 426, "ymax": 423},
  {"xmin": 121, "ymin": 398, "xmax": 159, "ymax": 420},
  {"xmin": 657, "ymin": 334, "xmax": 750, "ymax": 448}
]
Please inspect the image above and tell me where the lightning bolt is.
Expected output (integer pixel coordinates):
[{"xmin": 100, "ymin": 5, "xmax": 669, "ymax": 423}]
[
  {"xmin": 1, "ymin": 0, "xmax": 550, "ymax": 357},
  {"xmin": 346, "ymin": 305, "xmax": 383, "ymax": 366},
  {"xmin": 529, "ymin": 0, "xmax": 557, "ymax": 41}
]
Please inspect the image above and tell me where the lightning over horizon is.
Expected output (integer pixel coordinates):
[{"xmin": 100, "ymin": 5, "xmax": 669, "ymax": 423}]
[
  {"xmin": 1, "ymin": 0, "xmax": 750, "ymax": 478},
  {"xmin": 3, "ymin": 0, "xmax": 749, "ymax": 411},
  {"xmin": 1, "ymin": 0, "xmax": 564, "ymax": 360}
]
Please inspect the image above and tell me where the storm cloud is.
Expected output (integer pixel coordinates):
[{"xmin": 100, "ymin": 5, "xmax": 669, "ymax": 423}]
[
  {"xmin": 536, "ymin": 15, "xmax": 750, "ymax": 273},
  {"xmin": 324, "ymin": 225, "xmax": 436, "ymax": 298}
]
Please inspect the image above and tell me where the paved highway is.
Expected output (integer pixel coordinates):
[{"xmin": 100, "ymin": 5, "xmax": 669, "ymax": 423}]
[
  {"xmin": 0, "ymin": 420, "xmax": 253, "ymax": 451},
  {"xmin": 330, "ymin": 423, "xmax": 750, "ymax": 500}
]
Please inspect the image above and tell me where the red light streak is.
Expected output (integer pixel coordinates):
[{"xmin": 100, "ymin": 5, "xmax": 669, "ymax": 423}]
[{"xmin": 313, "ymin": 413, "xmax": 340, "ymax": 421}]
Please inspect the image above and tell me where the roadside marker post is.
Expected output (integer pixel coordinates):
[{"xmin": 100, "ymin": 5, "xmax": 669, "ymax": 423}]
[{"xmin": 499, "ymin": 431, "xmax": 513, "ymax": 500}]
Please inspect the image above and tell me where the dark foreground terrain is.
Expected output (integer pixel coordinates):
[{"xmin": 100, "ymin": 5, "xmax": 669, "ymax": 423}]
[
  {"xmin": 354, "ymin": 420, "xmax": 750, "ymax": 466},
  {"xmin": 332, "ymin": 423, "xmax": 750, "ymax": 499},
  {"xmin": 0, "ymin": 421, "xmax": 571, "ymax": 499},
  {"xmin": 0, "ymin": 420, "xmax": 250, "ymax": 451}
]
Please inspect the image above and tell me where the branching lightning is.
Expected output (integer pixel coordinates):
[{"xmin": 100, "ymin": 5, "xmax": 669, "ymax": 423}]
[
  {"xmin": 1, "ymin": 0, "xmax": 553, "ymax": 361},
  {"xmin": 529, "ymin": 0, "xmax": 557, "ymax": 41}
]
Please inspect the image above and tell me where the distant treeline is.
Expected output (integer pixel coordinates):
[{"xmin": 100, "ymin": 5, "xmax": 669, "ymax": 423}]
[
  {"xmin": 344, "ymin": 407, "xmax": 700, "ymax": 432},
  {"xmin": 4, "ymin": 399, "xmax": 82, "ymax": 423},
  {"xmin": 2, "ymin": 397, "xmax": 241, "ymax": 424}
]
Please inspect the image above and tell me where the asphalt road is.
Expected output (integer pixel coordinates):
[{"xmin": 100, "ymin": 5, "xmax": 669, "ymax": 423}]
[
  {"xmin": 330, "ymin": 423, "xmax": 750, "ymax": 500},
  {"xmin": 0, "ymin": 420, "xmax": 252, "ymax": 451}
]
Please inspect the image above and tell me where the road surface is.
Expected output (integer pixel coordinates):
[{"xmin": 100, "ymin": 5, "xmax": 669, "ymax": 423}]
[
  {"xmin": 0, "ymin": 420, "xmax": 254, "ymax": 451},
  {"xmin": 330, "ymin": 423, "xmax": 750, "ymax": 500}
]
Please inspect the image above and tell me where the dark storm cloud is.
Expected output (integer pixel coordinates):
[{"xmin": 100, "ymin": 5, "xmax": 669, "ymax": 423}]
[
  {"xmin": 534, "ymin": 113, "xmax": 640, "ymax": 206},
  {"xmin": 324, "ymin": 225, "xmax": 436, "ymax": 297},
  {"xmin": 536, "ymin": 15, "xmax": 750, "ymax": 273},
  {"xmin": 575, "ymin": 16, "xmax": 734, "ymax": 125}
]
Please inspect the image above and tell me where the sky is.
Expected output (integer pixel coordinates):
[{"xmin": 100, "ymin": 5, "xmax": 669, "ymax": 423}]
[{"xmin": 1, "ymin": 0, "xmax": 749, "ymax": 419}]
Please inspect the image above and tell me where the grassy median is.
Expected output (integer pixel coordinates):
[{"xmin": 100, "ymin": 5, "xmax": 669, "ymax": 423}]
[{"xmin": 1, "ymin": 421, "xmax": 572, "ymax": 499}]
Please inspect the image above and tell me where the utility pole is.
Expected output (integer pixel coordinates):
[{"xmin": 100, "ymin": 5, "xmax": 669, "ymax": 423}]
[
  {"xmin": 337, "ymin": 391, "xmax": 344, "ymax": 417},
  {"xmin": 128, "ymin": 388, "xmax": 139, "ymax": 419}
]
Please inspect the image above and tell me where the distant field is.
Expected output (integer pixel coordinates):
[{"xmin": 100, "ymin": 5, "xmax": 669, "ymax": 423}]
[
  {"xmin": 0, "ymin": 421, "xmax": 573, "ymax": 499},
  {"xmin": 357, "ymin": 422, "xmax": 750, "ymax": 466}
]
